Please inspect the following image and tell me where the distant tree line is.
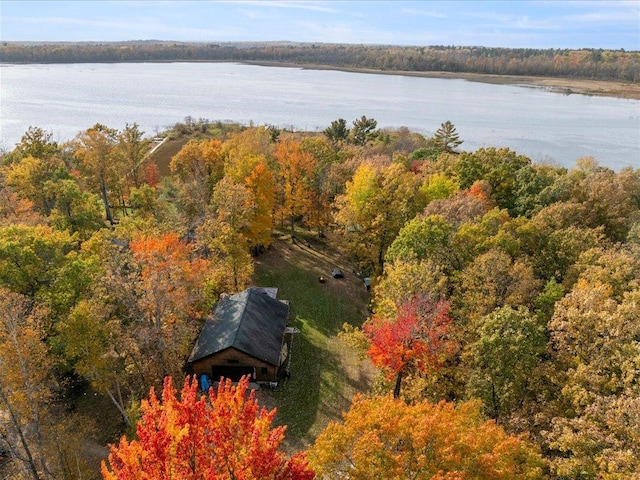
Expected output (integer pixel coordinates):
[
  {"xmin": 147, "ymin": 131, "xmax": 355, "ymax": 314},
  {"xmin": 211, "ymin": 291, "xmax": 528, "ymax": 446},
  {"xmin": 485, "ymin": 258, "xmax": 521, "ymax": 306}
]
[{"xmin": 1, "ymin": 41, "xmax": 639, "ymax": 82}]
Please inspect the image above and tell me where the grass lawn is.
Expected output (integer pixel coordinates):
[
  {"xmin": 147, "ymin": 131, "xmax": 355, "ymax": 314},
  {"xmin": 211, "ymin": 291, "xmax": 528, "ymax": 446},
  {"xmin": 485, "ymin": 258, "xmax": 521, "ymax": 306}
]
[{"xmin": 254, "ymin": 233, "xmax": 376, "ymax": 451}]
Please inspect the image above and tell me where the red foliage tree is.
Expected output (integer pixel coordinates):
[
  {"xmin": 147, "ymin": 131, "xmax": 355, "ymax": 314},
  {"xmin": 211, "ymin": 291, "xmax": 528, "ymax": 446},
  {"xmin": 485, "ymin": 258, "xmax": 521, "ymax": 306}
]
[
  {"xmin": 364, "ymin": 294, "xmax": 456, "ymax": 398},
  {"xmin": 102, "ymin": 376, "xmax": 314, "ymax": 480}
]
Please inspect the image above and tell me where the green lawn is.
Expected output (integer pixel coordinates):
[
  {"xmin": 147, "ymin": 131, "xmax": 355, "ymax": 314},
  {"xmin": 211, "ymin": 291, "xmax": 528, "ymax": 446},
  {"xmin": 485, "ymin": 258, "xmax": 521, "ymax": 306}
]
[{"xmin": 254, "ymin": 237, "xmax": 374, "ymax": 449}]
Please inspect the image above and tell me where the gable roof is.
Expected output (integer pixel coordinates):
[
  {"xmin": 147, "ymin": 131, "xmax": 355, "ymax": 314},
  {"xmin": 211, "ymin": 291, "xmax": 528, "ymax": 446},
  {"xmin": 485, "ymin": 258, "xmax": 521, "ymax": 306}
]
[{"xmin": 188, "ymin": 287, "xmax": 289, "ymax": 366}]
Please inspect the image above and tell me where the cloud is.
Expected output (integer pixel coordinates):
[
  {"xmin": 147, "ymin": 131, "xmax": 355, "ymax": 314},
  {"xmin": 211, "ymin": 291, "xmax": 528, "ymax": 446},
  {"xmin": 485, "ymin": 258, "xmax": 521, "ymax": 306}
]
[
  {"xmin": 4, "ymin": 15, "xmax": 245, "ymax": 41},
  {"xmin": 563, "ymin": 11, "xmax": 640, "ymax": 25},
  {"xmin": 400, "ymin": 8, "xmax": 447, "ymax": 19},
  {"xmin": 222, "ymin": 0, "xmax": 338, "ymax": 14},
  {"xmin": 291, "ymin": 19, "xmax": 438, "ymax": 45},
  {"xmin": 460, "ymin": 11, "xmax": 562, "ymax": 31}
]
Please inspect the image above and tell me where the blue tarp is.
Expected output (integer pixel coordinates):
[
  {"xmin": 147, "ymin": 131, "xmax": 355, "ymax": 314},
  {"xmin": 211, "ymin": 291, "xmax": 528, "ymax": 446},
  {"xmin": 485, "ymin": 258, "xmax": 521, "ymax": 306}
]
[{"xmin": 200, "ymin": 374, "xmax": 210, "ymax": 391}]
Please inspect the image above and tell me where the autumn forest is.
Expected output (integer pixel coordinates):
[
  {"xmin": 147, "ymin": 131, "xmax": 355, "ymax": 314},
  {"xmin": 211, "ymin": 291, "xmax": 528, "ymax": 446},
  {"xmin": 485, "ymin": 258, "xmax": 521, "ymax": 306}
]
[
  {"xmin": 2, "ymin": 42, "xmax": 639, "ymax": 82},
  {"xmin": 1, "ymin": 117, "xmax": 639, "ymax": 479}
]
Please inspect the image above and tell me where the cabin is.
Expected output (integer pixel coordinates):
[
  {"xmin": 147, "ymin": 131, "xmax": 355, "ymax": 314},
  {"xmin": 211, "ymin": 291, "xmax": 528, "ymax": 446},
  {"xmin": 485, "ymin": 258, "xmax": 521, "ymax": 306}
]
[{"xmin": 187, "ymin": 287, "xmax": 290, "ymax": 383}]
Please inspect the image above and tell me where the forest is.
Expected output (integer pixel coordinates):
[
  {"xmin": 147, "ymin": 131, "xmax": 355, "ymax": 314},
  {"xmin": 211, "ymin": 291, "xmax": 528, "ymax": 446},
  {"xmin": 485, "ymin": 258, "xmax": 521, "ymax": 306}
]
[
  {"xmin": 0, "ymin": 118, "xmax": 639, "ymax": 479},
  {"xmin": 2, "ymin": 41, "xmax": 639, "ymax": 82}
]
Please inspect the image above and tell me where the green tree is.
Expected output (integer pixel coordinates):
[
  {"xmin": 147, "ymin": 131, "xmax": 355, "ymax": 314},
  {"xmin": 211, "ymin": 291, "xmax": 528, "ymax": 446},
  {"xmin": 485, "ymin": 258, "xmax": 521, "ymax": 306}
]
[
  {"xmin": 453, "ymin": 248, "xmax": 541, "ymax": 348},
  {"xmin": 373, "ymin": 258, "xmax": 449, "ymax": 319},
  {"xmin": 455, "ymin": 147, "xmax": 531, "ymax": 214},
  {"xmin": 0, "ymin": 224, "xmax": 75, "ymax": 299},
  {"xmin": 115, "ymin": 122, "xmax": 150, "ymax": 190},
  {"xmin": 466, "ymin": 306, "xmax": 547, "ymax": 422},
  {"xmin": 198, "ymin": 177, "xmax": 254, "ymax": 292},
  {"xmin": 6, "ymin": 126, "xmax": 59, "ymax": 162},
  {"xmin": 385, "ymin": 214, "xmax": 454, "ymax": 269},
  {"xmin": 47, "ymin": 178, "xmax": 104, "ymax": 239},
  {"xmin": 170, "ymin": 138, "xmax": 225, "ymax": 225},
  {"xmin": 55, "ymin": 299, "xmax": 133, "ymax": 428},
  {"xmin": 300, "ymin": 136, "xmax": 341, "ymax": 234},
  {"xmin": 323, "ymin": 118, "xmax": 350, "ymax": 144},
  {"xmin": 2, "ymin": 155, "xmax": 64, "ymax": 216},
  {"xmin": 351, "ymin": 115, "xmax": 378, "ymax": 146},
  {"xmin": 433, "ymin": 120, "xmax": 463, "ymax": 153}
]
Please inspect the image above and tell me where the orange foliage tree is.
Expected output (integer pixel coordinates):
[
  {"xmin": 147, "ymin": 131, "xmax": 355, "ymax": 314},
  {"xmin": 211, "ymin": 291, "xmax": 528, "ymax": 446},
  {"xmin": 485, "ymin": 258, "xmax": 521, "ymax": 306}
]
[
  {"xmin": 364, "ymin": 294, "xmax": 456, "ymax": 398},
  {"xmin": 102, "ymin": 376, "xmax": 314, "ymax": 480},
  {"xmin": 307, "ymin": 394, "xmax": 545, "ymax": 480},
  {"xmin": 129, "ymin": 232, "xmax": 212, "ymax": 381}
]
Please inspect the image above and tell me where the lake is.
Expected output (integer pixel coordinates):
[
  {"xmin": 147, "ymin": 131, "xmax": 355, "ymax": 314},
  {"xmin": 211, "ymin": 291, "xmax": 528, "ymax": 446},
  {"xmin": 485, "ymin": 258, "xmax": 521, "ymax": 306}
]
[{"xmin": 1, "ymin": 62, "xmax": 638, "ymax": 170}]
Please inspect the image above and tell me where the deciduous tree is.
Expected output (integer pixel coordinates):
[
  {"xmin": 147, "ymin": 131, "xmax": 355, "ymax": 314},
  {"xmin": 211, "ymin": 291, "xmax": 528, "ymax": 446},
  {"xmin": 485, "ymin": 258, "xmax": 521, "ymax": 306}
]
[
  {"xmin": 55, "ymin": 299, "xmax": 132, "ymax": 428},
  {"xmin": 101, "ymin": 376, "xmax": 314, "ymax": 480},
  {"xmin": 308, "ymin": 394, "xmax": 545, "ymax": 480},
  {"xmin": 454, "ymin": 248, "xmax": 540, "ymax": 332},
  {"xmin": 115, "ymin": 123, "xmax": 150, "ymax": 190},
  {"xmin": 0, "ymin": 289, "xmax": 52, "ymax": 480},
  {"xmin": 334, "ymin": 162, "xmax": 423, "ymax": 274},
  {"xmin": 546, "ymin": 281, "xmax": 640, "ymax": 478},
  {"xmin": 465, "ymin": 306, "xmax": 547, "ymax": 422},
  {"xmin": 274, "ymin": 138, "xmax": 315, "ymax": 240},
  {"xmin": 74, "ymin": 123, "xmax": 121, "ymax": 224},
  {"xmin": 364, "ymin": 294, "xmax": 456, "ymax": 398},
  {"xmin": 198, "ymin": 177, "xmax": 254, "ymax": 292},
  {"xmin": 170, "ymin": 138, "xmax": 225, "ymax": 224},
  {"xmin": 8, "ymin": 126, "xmax": 59, "ymax": 162},
  {"xmin": 0, "ymin": 224, "xmax": 75, "ymax": 299},
  {"xmin": 3, "ymin": 155, "xmax": 61, "ymax": 216},
  {"xmin": 129, "ymin": 233, "xmax": 212, "ymax": 381},
  {"xmin": 455, "ymin": 147, "xmax": 531, "ymax": 214}
]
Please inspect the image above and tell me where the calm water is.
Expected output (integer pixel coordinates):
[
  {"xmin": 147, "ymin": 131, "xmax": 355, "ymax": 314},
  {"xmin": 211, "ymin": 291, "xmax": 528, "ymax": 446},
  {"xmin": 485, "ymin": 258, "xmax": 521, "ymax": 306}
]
[{"xmin": 1, "ymin": 62, "xmax": 638, "ymax": 170}]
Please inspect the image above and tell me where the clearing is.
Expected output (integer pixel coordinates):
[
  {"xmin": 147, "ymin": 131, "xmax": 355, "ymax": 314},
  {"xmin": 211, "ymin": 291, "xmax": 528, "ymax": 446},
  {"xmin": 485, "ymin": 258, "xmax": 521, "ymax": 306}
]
[{"xmin": 254, "ymin": 232, "xmax": 376, "ymax": 452}]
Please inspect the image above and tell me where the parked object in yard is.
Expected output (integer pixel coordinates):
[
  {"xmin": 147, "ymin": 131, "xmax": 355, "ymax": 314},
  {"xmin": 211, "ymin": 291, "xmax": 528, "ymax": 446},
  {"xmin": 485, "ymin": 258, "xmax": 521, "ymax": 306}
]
[{"xmin": 332, "ymin": 268, "xmax": 344, "ymax": 278}]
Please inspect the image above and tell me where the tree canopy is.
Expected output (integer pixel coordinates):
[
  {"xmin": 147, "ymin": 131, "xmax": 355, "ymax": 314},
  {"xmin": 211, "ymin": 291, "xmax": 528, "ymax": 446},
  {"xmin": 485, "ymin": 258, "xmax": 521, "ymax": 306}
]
[{"xmin": 102, "ymin": 376, "xmax": 314, "ymax": 480}]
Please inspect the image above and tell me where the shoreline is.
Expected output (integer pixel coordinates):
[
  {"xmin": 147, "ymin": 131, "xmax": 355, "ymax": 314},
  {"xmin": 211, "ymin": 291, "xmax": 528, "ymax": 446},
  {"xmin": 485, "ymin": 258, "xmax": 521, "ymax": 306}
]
[
  {"xmin": 3, "ymin": 58, "xmax": 638, "ymax": 99},
  {"xmin": 241, "ymin": 60, "xmax": 640, "ymax": 100}
]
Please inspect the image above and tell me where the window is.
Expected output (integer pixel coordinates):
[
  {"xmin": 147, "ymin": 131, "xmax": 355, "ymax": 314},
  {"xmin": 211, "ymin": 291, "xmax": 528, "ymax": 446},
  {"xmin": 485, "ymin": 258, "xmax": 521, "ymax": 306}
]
[{"xmin": 261, "ymin": 367, "xmax": 268, "ymax": 375}]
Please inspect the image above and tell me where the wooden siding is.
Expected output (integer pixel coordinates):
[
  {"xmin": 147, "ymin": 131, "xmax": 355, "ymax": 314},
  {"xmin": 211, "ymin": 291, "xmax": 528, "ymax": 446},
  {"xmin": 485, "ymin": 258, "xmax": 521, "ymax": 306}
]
[{"xmin": 190, "ymin": 346, "xmax": 280, "ymax": 382}]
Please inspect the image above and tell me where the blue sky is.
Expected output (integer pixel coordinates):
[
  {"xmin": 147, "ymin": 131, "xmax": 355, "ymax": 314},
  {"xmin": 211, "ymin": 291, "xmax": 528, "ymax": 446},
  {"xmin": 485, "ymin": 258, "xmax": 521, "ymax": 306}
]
[{"xmin": 1, "ymin": 1, "xmax": 639, "ymax": 50}]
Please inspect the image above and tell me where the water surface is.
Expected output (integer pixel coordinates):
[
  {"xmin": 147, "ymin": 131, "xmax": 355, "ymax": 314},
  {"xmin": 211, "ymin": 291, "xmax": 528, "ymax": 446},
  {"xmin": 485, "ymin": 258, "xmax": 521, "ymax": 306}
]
[{"xmin": 1, "ymin": 62, "xmax": 638, "ymax": 170}]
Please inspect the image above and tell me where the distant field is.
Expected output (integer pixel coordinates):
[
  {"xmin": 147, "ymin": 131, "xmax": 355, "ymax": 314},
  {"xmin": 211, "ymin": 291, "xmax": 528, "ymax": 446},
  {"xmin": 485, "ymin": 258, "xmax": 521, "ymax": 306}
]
[
  {"xmin": 148, "ymin": 136, "xmax": 189, "ymax": 176},
  {"xmin": 245, "ymin": 61, "xmax": 640, "ymax": 100},
  {"xmin": 253, "ymin": 233, "xmax": 376, "ymax": 452}
]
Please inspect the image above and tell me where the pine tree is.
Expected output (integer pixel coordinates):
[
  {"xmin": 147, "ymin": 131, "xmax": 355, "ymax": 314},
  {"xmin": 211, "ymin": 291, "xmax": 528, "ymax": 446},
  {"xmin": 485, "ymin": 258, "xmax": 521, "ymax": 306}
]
[{"xmin": 433, "ymin": 120, "xmax": 463, "ymax": 153}]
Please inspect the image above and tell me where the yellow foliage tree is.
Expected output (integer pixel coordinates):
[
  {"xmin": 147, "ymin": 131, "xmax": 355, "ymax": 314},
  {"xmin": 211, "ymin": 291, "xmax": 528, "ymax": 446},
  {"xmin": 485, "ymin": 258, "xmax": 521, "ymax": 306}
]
[{"xmin": 308, "ymin": 394, "xmax": 545, "ymax": 480}]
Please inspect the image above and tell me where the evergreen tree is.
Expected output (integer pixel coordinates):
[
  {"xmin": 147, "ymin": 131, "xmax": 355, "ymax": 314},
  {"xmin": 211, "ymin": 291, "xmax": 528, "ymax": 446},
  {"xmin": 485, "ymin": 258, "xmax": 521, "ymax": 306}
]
[{"xmin": 433, "ymin": 120, "xmax": 463, "ymax": 153}]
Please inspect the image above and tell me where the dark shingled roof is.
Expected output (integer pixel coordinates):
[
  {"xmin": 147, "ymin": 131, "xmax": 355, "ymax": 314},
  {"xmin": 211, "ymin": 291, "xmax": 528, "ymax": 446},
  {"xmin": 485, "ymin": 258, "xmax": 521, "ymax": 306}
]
[{"xmin": 188, "ymin": 287, "xmax": 289, "ymax": 366}]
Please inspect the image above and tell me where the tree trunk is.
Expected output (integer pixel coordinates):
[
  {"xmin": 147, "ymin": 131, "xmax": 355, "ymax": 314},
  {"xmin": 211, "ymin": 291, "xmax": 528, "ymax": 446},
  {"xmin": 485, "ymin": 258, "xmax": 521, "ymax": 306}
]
[
  {"xmin": 105, "ymin": 388, "xmax": 131, "ymax": 429},
  {"xmin": 393, "ymin": 370, "xmax": 403, "ymax": 399},
  {"xmin": 0, "ymin": 389, "xmax": 42, "ymax": 480},
  {"xmin": 100, "ymin": 176, "xmax": 113, "ymax": 224}
]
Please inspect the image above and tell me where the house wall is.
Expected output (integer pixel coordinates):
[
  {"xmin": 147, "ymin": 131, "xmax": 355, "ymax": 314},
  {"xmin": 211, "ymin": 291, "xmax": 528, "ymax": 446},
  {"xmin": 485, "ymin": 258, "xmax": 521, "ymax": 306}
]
[{"xmin": 190, "ymin": 347, "xmax": 278, "ymax": 382}]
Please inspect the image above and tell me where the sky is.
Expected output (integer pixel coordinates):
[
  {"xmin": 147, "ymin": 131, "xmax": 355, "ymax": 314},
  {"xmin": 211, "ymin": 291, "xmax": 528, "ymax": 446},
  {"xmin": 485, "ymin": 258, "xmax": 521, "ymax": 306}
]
[{"xmin": 1, "ymin": 1, "xmax": 639, "ymax": 50}]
